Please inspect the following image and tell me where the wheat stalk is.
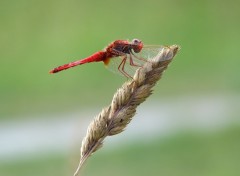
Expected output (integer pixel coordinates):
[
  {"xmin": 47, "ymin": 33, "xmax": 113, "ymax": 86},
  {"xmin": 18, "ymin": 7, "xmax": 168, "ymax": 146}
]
[{"xmin": 73, "ymin": 45, "xmax": 179, "ymax": 176}]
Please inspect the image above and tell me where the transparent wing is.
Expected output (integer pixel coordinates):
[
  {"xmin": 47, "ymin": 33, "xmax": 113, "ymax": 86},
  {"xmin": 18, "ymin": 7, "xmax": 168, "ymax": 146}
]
[
  {"xmin": 106, "ymin": 55, "xmax": 138, "ymax": 78},
  {"xmin": 135, "ymin": 45, "xmax": 165, "ymax": 60},
  {"xmin": 106, "ymin": 45, "xmax": 165, "ymax": 78}
]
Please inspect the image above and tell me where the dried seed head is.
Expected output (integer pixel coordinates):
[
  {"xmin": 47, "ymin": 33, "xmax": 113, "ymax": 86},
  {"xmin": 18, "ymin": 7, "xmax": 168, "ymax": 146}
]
[{"xmin": 74, "ymin": 45, "xmax": 180, "ymax": 176}]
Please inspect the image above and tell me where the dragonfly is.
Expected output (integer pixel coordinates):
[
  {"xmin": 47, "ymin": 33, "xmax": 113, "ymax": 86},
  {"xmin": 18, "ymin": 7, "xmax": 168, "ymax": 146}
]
[{"xmin": 49, "ymin": 39, "xmax": 163, "ymax": 78}]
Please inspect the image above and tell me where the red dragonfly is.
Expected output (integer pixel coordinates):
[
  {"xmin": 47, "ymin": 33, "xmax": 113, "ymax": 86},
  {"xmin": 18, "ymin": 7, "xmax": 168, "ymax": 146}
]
[{"xmin": 49, "ymin": 39, "xmax": 163, "ymax": 78}]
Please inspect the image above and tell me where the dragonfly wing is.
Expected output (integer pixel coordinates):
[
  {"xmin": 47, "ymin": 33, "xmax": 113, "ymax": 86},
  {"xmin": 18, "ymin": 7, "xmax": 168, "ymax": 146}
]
[
  {"xmin": 106, "ymin": 45, "xmax": 165, "ymax": 78},
  {"xmin": 134, "ymin": 45, "xmax": 165, "ymax": 61}
]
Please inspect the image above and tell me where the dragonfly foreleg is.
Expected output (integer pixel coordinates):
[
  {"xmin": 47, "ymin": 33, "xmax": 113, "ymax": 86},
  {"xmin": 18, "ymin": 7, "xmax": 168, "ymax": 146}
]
[
  {"xmin": 129, "ymin": 54, "xmax": 142, "ymax": 67},
  {"xmin": 118, "ymin": 56, "xmax": 132, "ymax": 78}
]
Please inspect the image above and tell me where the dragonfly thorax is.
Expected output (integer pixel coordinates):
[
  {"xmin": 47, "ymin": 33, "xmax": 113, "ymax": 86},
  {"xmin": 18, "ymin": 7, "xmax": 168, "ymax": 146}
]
[{"xmin": 108, "ymin": 39, "xmax": 143, "ymax": 57}]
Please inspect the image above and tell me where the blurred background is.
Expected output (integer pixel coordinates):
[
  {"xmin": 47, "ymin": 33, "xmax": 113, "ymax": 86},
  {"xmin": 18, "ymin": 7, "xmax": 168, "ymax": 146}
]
[{"xmin": 0, "ymin": 0, "xmax": 239, "ymax": 175}]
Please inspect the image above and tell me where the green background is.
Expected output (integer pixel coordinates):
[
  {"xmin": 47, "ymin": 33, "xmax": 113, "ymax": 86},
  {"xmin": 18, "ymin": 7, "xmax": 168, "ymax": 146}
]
[{"xmin": 0, "ymin": 0, "xmax": 239, "ymax": 175}]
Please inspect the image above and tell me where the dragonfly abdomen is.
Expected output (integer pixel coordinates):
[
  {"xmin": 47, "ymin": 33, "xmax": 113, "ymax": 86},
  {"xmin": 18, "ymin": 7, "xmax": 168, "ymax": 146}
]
[
  {"xmin": 80, "ymin": 51, "xmax": 106, "ymax": 64},
  {"xmin": 49, "ymin": 51, "xmax": 106, "ymax": 74}
]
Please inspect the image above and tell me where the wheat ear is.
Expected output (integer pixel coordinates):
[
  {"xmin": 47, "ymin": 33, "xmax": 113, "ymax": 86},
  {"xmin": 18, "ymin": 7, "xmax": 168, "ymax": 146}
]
[{"xmin": 73, "ymin": 45, "xmax": 179, "ymax": 176}]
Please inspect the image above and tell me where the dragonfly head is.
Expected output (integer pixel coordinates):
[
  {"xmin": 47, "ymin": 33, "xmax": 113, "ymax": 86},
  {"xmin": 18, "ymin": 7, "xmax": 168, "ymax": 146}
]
[{"xmin": 131, "ymin": 39, "xmax": 143, "ymax": 53}]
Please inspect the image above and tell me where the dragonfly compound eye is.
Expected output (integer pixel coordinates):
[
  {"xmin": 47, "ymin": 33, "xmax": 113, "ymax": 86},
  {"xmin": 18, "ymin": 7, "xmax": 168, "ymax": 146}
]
[
  {"xmin": 132, "ymin": 39, "xmax": 141, "ymax": 44},
  {"xmin": 131, "ymin": 39, "xmax": 143, "ymax": 53}
]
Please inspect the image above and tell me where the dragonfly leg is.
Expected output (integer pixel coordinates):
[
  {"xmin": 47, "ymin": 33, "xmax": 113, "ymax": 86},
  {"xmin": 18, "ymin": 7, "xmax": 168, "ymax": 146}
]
[
  {"xmin": 129, "ymin": 54, "xmax": 142, "ymax": 67},
  {"xmin": 118, "ymin": 56, "xmax": 132, "ymax": 78}
]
